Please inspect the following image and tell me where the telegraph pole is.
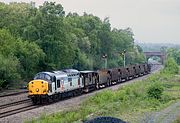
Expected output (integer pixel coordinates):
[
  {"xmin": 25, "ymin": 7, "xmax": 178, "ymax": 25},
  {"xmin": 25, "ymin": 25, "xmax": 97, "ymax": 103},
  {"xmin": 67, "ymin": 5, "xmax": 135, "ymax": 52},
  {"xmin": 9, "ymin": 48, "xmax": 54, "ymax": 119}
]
[
  {"xmin": 123, "ymin": 50, "xmax": 126, "ymax": 67},
  {"xmin": 102, "ymin": 54, "xmax": 107, "ymax": 69}
]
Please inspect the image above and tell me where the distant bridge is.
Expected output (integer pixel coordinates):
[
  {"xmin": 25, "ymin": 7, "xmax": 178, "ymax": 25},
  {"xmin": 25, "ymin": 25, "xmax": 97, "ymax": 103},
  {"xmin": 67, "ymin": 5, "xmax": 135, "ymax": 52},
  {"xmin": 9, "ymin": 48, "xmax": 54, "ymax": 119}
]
[{"xmin": 144, "ymin": 52, "xmax": 166, "ymax": 64}]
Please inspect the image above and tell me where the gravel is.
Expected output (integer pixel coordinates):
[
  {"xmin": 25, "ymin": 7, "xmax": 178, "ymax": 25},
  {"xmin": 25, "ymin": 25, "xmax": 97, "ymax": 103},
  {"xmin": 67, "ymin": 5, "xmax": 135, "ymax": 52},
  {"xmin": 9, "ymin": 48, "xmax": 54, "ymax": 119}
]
[
  {"xmin": 0, "ymin": 102, "xmax": 33, "ymax": 114},
  {"xmin": 0, "ymin": 94, "xmax": 29, "ymax": 106},
  {"xmin": 0, "ymin": 89, "xmax": 27, "ymax": 97}
]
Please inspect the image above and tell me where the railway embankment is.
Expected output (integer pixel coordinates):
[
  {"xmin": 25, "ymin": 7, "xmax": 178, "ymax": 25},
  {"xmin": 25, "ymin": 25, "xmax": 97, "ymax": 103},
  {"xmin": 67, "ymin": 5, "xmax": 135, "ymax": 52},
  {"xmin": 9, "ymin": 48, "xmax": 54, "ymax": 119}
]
[{"xmin": 30, "ymin": 66, "xmax": 180, "ymax": 123}]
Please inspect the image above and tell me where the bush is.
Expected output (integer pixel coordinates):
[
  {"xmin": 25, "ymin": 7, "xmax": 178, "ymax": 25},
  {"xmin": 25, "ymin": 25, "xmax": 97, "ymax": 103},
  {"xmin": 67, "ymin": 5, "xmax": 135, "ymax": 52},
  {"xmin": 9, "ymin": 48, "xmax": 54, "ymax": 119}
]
[
  {"xmin": 0, "ymin": 54, "xmax": 21, "ymax": 88},
  {"xmin": 147, "ymin": 82, "xmax": 164, "ymax": 99},
  {"xmin": 163, "ymin": 57, "xmax": 179, "ymax": 74}
]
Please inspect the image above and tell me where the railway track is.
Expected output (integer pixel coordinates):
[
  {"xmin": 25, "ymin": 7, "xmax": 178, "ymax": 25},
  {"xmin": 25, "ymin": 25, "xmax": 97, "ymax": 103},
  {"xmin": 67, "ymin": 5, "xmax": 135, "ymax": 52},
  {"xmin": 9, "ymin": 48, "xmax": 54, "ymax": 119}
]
[
  {"xmin": 0, "ymin": 90, "xmax": 28, "ymax": 98},
  {"xmin": 0, "ymin": 104, "xmax": 39, "ymax": 118},
  {"xmin": 0, "ymin": 98, "xmax": 40, "ymax": 119},
  {"xmin": 0, "ymin": 99, "xmax": 31, "ymax": 110}
]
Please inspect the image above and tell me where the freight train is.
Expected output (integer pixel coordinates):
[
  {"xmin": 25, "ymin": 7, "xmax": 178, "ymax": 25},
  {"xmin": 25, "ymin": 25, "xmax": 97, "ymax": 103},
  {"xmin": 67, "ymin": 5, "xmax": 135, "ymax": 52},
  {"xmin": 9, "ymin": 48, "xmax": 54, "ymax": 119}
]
[{"xmin": 28, "ymin": 63, "xmax": 151, "ymax": 104}]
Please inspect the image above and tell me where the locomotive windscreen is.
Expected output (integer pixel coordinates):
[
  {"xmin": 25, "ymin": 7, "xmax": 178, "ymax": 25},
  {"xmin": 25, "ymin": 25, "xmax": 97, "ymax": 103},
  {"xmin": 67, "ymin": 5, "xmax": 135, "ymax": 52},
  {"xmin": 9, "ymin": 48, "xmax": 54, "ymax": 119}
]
[{"xmin": 34, "ymin": 73, "xmax": 52, "ymax": 81}]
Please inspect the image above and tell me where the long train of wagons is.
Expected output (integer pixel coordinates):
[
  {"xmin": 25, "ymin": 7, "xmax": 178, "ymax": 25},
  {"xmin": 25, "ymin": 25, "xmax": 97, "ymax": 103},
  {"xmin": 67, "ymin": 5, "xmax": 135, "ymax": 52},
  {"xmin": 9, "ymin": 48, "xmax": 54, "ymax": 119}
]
[{"xmin": 28, "ymin": 63, "xmax": 151, "ymax": 104}]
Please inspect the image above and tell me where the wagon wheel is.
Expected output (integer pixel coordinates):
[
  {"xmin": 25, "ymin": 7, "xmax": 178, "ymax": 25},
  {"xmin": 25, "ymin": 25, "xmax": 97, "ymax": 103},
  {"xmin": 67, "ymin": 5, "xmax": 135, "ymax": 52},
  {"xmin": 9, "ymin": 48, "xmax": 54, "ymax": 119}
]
[
  {"xmin": 118, "ymin": 77, "xmax": 122, "ymax": 83},
  {"xmin": 106, "ymin": 79, "xmax": 110, "ymax": 87},
  {"xmin": 108, "ymin": 78, "xmax": 111, "ymax": 86},
  {"xmin": 96, "ymin": 82, "xmax": 99, "ymax": 89},
  {"xmin": 126, "ymin": 77, "xmax": 129, "ymax": 81}
]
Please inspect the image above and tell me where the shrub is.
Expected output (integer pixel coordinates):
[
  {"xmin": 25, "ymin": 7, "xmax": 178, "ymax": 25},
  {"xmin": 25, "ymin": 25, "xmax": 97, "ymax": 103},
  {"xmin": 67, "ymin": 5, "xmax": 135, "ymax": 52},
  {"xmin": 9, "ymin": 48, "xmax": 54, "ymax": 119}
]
[
  {"xmin": 163, "ymin": 57, "xmax": 179, "ymax": 74},
  {"xmin": 147, "ymin": 82, "xmax": 164, "ymax": 99}
]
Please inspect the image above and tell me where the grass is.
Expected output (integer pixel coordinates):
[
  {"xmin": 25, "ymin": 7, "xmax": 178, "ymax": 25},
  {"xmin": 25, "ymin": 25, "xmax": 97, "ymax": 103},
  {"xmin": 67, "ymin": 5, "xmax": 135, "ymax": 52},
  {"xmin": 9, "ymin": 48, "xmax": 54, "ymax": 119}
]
[
  {"xmin": 173, "ymin": 115, "xmax": 180, "ymax": 123},
  {"xmin": 28, "ymin": 71, "xmax": 180, "ymax": 123}
]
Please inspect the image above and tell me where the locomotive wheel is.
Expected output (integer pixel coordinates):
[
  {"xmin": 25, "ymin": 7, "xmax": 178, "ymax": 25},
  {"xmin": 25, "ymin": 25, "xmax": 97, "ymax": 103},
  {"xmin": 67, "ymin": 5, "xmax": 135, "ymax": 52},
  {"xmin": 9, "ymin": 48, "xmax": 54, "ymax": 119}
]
[
  {"xmin": 39, "ymin": 97, "xmax": 42, "ymax": 104},
  {"xmin": 54, "ymin": 94, "xmax": 58, "ymax": 101},
  {"xmin": 58, "ymin": 93, "xmax": 62, "ymax": 100},
  {"xmin": 32, "ymin": 98, "xmax": 37, "ymax": 105},
  {"xmin": 32, "ymin": 97, "xmax": 41, "ymax": 104},
  {"xmin": 42, "ymin": 97, "xmax": 48, "ymax": 104},
  {"xmin": 78, "ymin": 89, "xmax": 83, "ymax": 95}
]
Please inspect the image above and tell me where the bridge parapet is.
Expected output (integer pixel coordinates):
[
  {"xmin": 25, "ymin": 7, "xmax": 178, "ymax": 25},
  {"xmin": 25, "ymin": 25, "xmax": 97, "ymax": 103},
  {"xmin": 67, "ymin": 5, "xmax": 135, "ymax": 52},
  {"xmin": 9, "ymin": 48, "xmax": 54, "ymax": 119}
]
[{"xmin": 144, "ymin": 52, "xmax": 166, "ymax": 64}]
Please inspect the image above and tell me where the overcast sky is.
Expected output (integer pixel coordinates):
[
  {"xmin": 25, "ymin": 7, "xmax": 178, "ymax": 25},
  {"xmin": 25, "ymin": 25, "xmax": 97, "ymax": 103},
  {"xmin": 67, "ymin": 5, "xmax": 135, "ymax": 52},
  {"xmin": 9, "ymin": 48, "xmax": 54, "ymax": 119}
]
[{"xmin": 1, "ymin": 0, "xmax": 180, "ymax": 44}]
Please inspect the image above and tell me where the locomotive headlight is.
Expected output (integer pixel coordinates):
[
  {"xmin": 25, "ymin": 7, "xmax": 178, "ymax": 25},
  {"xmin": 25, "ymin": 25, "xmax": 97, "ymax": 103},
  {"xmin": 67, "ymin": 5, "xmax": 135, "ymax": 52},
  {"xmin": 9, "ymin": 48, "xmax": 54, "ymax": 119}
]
[{"xmin": 36, "ymin": 88, "xmax": 39, "ymax": 92}]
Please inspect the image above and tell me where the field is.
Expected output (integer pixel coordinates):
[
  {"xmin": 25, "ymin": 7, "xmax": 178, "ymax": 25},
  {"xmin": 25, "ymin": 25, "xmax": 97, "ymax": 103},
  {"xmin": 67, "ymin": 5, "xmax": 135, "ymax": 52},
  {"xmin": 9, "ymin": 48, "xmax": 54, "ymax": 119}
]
[{"xmin": 30, "ymin": 70, "xmax": 180, "ymax": 123}]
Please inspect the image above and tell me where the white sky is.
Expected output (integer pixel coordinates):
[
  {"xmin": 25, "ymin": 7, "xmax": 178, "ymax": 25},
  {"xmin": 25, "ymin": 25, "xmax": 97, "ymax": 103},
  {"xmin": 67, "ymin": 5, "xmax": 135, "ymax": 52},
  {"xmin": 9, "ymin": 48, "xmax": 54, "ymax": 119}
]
[{"xmin": 1, "ymin": 0, "xmax": 180, "ymax": 44}]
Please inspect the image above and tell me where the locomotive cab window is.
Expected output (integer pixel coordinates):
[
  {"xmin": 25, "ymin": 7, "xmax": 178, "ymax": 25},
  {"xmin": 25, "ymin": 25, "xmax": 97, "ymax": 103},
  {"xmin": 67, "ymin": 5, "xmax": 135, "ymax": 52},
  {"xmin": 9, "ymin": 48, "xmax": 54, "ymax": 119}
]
[{"xmin": 34, "ymin": 73, "xmax": 51, "ymax": 81}]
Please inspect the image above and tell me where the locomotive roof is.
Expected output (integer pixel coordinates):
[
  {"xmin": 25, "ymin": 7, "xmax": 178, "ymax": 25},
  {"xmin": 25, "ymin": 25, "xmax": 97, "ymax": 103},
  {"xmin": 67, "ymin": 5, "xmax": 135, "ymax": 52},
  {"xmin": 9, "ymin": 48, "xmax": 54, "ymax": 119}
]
[
  {"xmin": 52, "ymin": 71, "xmax": 67, "ymax": 78},
  {"xmin": 53, "ymin": 71, "xmax": 66, "ymax": 74},
  {"xmin": 38, "ymin": 71, "xmax": 67, "ymax": 76},
  {"xmin": 80, "ymin": 70, "xmax": 96, "ymax": 73},
  {"xmin": 39, "ymin": 72, "xmax": 55, "ymax": 76},
  {"xmin": 36, "ymin": 69, "xmax": 80, "ymax": 78},
  {"xmin": 63, "ymin": 69, "xmax": 79, "ymax": 74}
]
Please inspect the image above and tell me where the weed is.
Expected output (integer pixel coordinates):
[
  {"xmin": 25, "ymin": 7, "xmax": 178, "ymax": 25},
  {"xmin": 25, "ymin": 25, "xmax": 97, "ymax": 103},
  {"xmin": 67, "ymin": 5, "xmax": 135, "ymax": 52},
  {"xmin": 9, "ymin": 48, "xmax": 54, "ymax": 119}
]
[{"xmin": 147, "ymin": 82, "xmax": 164, "ymax": 99}]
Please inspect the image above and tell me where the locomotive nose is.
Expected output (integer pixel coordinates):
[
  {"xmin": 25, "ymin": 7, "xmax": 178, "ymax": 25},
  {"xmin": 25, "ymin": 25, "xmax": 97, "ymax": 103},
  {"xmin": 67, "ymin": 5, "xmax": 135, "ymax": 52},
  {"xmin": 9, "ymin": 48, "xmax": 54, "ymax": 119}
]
[{"xmin": 28, "ymin": 80, "xmax": 48, "ymax": 95}]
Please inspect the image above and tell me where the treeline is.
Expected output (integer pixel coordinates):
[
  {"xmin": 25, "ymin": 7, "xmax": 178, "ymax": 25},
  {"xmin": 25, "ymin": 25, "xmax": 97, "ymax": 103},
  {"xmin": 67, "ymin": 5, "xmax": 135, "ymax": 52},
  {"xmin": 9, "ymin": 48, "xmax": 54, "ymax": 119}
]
[
  {"xmin": 138, "ymin": 43, "xmax": 180, "ymax": 52},
  {"xmin": 166, "ymin": 48, "xmax": 180, "ymax": 65},
  {"xmin": 0, "ymin": 2, "xmax": 145, "ymax": 88}
]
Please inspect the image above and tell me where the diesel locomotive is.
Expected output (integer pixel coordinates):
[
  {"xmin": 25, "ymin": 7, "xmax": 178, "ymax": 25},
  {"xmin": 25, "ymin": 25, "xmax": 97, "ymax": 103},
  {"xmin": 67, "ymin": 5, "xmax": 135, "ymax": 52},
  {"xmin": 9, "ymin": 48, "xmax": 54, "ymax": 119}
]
[{"xmin": 28, "ymin": 63, "xmax": 151, "ymax": 104}]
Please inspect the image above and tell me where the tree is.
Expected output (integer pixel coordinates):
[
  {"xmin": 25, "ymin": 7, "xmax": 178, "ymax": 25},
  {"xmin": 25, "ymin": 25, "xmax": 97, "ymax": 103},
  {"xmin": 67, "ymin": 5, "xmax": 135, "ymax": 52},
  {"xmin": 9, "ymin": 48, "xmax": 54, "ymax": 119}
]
[
  {"xmin": 0, "ymin": 29, "xmax": 45, "ymax": 82},
  {"xmin": 0, "ymin": 54, "xmax": 21, "ymax": 88},
  {"xmin": 0, "ymin": 1, "xmax": 146, "ymax": 88},
  {"xmin": 164, "ymin": 57, "xmax": 179, "ymax": 74},
  {"xmin": 14, "ymin": 39, "xmax": 45, "ymax": 79},
  {"xmin": 167, "ymin": 48, "xmax": 180, "ymax": 65}
]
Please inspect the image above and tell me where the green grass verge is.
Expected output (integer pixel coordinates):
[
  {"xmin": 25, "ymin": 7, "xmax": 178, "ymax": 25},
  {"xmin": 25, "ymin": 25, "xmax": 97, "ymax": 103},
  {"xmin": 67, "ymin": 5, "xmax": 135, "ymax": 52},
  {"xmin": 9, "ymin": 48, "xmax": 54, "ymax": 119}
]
[
  {"xmin": 173, "ymin": 115, "xmax": 180, "ymax": 123},
  {"xmin": 28, "ymin": 72, "xmax": 180, "ymax": 123}
]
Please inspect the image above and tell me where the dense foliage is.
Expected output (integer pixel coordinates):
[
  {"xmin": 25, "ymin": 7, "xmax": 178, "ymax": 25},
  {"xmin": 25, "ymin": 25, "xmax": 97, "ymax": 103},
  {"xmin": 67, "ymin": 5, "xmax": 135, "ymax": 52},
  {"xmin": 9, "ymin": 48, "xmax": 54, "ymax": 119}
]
[
  {"xmin": 163, "ymin": 57, "xmax": 179, "ymax": 74},
  {"xmin": 166, "ymin": 48, "xmax": 180, "ymax": 65},
  {"xmin": 147, "ymin": 82, "xmax": 164, "ymax": 99},
  {"xmin": 0, "ymin": 2, "xmax": 145, "ymax": 88}
]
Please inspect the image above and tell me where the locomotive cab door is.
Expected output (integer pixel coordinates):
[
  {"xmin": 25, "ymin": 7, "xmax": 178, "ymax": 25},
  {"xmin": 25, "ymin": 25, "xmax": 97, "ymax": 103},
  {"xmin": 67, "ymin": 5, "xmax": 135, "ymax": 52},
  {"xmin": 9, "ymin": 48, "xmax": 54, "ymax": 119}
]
[{"xmin": 52, "ymin": 76, "xmax": 56, "ymax": 93}]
